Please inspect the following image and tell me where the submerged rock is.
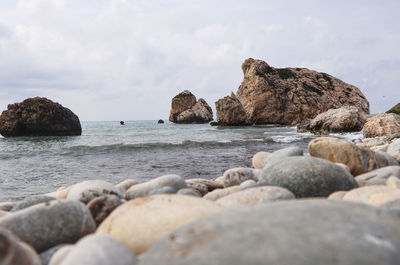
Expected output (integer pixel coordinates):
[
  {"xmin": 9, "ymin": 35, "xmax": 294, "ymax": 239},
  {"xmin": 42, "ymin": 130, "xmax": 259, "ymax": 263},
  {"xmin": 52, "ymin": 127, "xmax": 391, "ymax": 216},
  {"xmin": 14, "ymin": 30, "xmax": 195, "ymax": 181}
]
[
  {"xmin": 0, "ymin": 97, "xmax": 82, "ymax": 137},
  {"xmin": 139, "ymin": 200, "xmax": 400, "ymax": 265},
  {"xmin": 232, "ymin": 58, "xmax": 369, "ymax": 125},
  {"xmin": 361, "ymin": 113, "xmax": 400, "ymax": 138}
]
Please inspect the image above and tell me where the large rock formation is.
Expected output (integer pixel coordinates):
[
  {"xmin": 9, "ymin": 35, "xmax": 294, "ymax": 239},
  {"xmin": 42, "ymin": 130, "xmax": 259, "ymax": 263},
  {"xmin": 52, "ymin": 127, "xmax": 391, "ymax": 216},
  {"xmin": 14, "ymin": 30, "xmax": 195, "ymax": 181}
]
[
  {"xmin": 218, "ymin": 58, "xmax": 369, "ymax": 125},
  {"xmin": 169, "ymin": 90, "xmax": 213, "ymax": 123},
  {"xmin": 0, "ymin": 97, "xmax": 82, "ymax": 137},
  {"xmin": 361, "ymin": 113, "xmax": 400, "ymax": 138},
  {"xmin": 215, "ymin": 93, "xmax": 251, "ymax": 125},
  {"xmin": 298, "ymin": 106, "xmax": 367, "ymax": 134}
]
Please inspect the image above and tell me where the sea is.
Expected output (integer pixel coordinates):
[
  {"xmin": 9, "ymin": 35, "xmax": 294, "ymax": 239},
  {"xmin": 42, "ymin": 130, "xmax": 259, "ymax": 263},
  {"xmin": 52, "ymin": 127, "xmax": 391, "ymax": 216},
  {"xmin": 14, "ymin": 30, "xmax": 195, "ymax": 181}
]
[{"xmin": 0, "ymin": 121, "xmax": 362, "ymax": 202}]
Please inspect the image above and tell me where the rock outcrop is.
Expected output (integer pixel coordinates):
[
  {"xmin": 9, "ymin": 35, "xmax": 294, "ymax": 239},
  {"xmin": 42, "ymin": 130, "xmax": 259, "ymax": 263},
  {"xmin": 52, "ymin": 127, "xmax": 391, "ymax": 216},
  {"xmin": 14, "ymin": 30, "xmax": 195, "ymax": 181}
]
[
  {"xmin": 361, "ymin": 113, "xmax": 400, "ymax": 138},
  {"xmin": 169, "ymin": 91, "xmax": 213, "ymax": 123},
  {"xmin": 215, "ymin": 93, "xmax": 251, "ymax": 125},
  {"xmin": 298, "ymin": 106, "xmax": 367, "ymax": 134},
  {"xmin": 219, "ymin": 58, "xmax": 369, "ymax": 125},
  {"xmin": 0, "ymin": 97, "xmax": 82, "ymax": 137}
]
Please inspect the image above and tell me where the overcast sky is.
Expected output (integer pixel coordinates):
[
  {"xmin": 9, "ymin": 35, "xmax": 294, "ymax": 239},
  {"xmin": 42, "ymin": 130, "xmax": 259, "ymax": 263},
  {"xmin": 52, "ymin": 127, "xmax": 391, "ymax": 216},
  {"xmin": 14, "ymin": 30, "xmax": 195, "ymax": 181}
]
[{"xmin": 0, "ymin": 0, "xmax": 399, "ymax": 121}]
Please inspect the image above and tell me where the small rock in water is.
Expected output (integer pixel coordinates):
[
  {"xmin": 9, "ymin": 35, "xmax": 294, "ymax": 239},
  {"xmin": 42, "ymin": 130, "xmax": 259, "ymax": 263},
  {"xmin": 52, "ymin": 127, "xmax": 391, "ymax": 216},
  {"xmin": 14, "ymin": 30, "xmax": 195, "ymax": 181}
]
[
  {"xmin": 139, "ymin": 200, "xmax": 400, "ymax": 265},
  {"xmin": 264, "ymin": 146, "xmax": 304, "ymax": 166},
  {"xmin": 343, "ymin": 185, "xmax": 400, "ymax": 206},
  {"xmin": 96, "ymin": 194, "xmax": 224, "ymax": 256},
  {"xmin": 125, "ymin": 174, "xmax": 187, "ymax": 200},
  {"xmin": 220, "ymin": 168, "xmax": 259, "ymax": 187},
  {"xmin": 259, "ymin": 156, "xmax": 358, "ymax": 198},
  {"xmin": 87, "ymin": 195, "xmax": 123, "ymax": 226},
  {"xmin": 251, "ymin": 151, "xmax": 270, "ymax": 169},
  {"xmin": 0, "ymin": 200, "xmax": 96, "ymax": 252},
  {"xmin": 355, "ymin": 166, "xmax": 400, "ymax": 186},
  {"xmin": 67, "ymin": 180, "xmax": 122, "ymax": 204},
  {"xmin": 216, "ymin": 186, "xmax": 295, "ymax": 207},
  {"xmin": 11, "ymin": 195, "xmax": 55, "ymax": 212},
  {"xmin": 56, "ymin": 234, "xmax": 137, "ymax": 265},
  {"xmin": 0, "ymin": 228, "xmax": 42, "ymax": 265},
  {"xmin": 157, "ymin": 119, "xmax": 164, "ymax": 124},
  {"xmin": 115, "ymin": 179, "xmax": 140, "ymax": 195}
]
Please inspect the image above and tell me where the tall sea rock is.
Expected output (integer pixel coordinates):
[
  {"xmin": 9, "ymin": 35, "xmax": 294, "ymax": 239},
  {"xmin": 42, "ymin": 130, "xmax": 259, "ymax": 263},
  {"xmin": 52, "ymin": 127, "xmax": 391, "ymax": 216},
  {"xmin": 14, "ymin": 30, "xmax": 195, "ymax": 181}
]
[{"xmin": 216, "ymin": 58, "xmax": 369, "ymax": 125}]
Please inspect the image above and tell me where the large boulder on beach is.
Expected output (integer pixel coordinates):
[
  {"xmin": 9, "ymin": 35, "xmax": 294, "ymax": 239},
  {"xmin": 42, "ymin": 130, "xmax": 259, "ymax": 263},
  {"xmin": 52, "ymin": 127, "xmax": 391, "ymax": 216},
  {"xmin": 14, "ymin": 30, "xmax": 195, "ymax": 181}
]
[
  {"xmin": 309, "ymin": 137, "xmax": 397, "ymax": 176},
  {"xmin": 215, "ymin": 92, "xmax": 251, "ymax": 125},
  {"xmin": 227, "ymin": 58, "xmax": 369, "ymax": 125},
  {"xmin": 0, "ymin": 228, "xmax": 42, "ymax": 265},
  {"xmin": 0, "ymin": 200, "xmax": 96, "ymax": 252},
  {"xmin": 138, "ymin": 200, "xmax": 400, "ymax": 265},
  {"xmin": 300, "ymin": 106, "xmax": 367, "ymax": 133},
  {"xmin": 0, "ymin": 97, "xmax": 82, "ymax": 137},
  {"xmin": 361, "ymin": 113, "xmax": 400, "ymax": 138},
  {"xmin": 169, "ymin": 91, "xmax": 213, "ymax": 123},
  {"xmin": 56, "ymin": 235, "xmax": 137, "ymax": 265},
  {"xmin": 258, "ymin": 156, "xmax": 357, "ymax": 197},
  {"xmin": 97, "ymin": 194, "xmax": 224, "ymax": 256}
]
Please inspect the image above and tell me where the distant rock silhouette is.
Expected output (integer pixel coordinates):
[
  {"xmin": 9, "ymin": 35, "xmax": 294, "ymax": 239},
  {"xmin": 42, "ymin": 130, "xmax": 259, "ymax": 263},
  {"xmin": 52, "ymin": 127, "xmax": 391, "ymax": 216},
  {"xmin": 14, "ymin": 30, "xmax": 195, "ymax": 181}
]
[
  {"xmin": 120, "ymin": 121, "xmax": 125, "ymax": 125},
  {"xmin": 0, "ymin": 97, "xmax": 82, "ymax": 137},
  {"xmin": 158, "ymin": 119, "xmax": 164, "ymax": 124},
  {"xmin": 169, "ymin": 90, "xmax": 213, "ymax": 124}
]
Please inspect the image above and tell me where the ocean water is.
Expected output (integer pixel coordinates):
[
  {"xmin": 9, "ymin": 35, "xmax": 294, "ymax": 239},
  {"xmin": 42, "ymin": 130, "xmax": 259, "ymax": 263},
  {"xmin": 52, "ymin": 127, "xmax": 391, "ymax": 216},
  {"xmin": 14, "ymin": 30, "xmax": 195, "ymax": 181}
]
[{"xmin": 0, "ymin": 121, "xmax": 362, "ymax": 201}]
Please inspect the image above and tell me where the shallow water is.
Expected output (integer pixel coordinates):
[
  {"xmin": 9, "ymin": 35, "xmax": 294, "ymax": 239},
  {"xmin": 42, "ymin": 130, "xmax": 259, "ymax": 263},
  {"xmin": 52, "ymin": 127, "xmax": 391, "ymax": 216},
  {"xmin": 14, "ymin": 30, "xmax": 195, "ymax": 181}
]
[{"xmin": 0, "ymin": 121, "xmax": 362, "ymax": 201}]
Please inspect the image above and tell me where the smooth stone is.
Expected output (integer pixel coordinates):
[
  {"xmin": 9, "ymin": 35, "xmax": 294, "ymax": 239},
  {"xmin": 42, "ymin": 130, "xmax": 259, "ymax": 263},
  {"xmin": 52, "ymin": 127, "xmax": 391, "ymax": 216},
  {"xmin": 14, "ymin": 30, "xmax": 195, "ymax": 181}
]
[
  {"xmin": 40, "ymin": 244, "xmax": 70, "ymax": 265},
  {"xmin": 363, "ymin": 137, "xmax": 388, "ymax": 148},
  {"xmin": 97, "ymin": 194, "xmax": 224, "ymax": 256},
  {"xmin": 251, "ymin": 151, "xmax": 270, "ymax": 169},
  {"xmin": 343, "ymin": 185, "xmax": 400, "ymax": 206},
  {"xmin": 185, "ymin": 182, "xmax": 208, "ymax": 196},
  {"xmin": 214, "ymin": 176, "xmax": 224, "ymax": 184},
  {"xmin": 46, "ymin": 186, "xmax": 74, "ymax": 200},
  {"xmin": 48, "ymin": 246, "xmax": 74, "ymax": 265},
  {"xmin": 220, "ymin": 168, "xmax": 259, "ymax": 187},
  {"xmin": 0, "ymin": 200, "xmax": 96, "ymax": 252},
  {"xmin": 125, "ymin": 174, "xmax": 187, "ymax": 200},
  {"xmin": 239, "ymin": 179, "xmax": 257, "ymax": 189},
  {"xmin": 185, "ymin": 178, "xmax": 223, "ymax": 192},
  {"xmin": 327, "ymin": 191, "xmax": 348, "ymax": 200},
  {"xmin": 335, "ymin": 163, "xmax": 351, "ymax": 173},
  {"xmin": 309, "ymin": 137, "xmax": 391, "ymax": 176},
  {"xmin": 355, "ymin": 166, "xmax": 400, "ymax": 186},
  {"xmin": 264, "ymin": 146, "xmax": 304, "ymax": 167},
  {"xmin": 0, "ymin": 210, "xmax": 10, "ymax": 218},
  {"xmin": 177, "ymin": 188, "xmax": 201, "ymax": 197},
  {"xmin": 139, "ymin": 200, "xmax": 400, "ymax": 265},
  {"xmin": 58, "ymin": 235, "xmax": 137, "ymax": 265},
  {"xmin": 387, "ymin": 176, "xmax": 400, "ymax": 189},
  {"xmin": 0, "ymin": 202, "xmax": 17, "ymax": 212},
  {"xmin": 371, "ymin": 144, "xmax": 389, "ymax": 152},
  {"xmin": 148, "ymin": 186, "xmax": 176, "ymax": 195},
  {"xmin": 375, "ymin": 151, "xmax": 399, "ymax": 166},
  {"xmin": 67, "ymin": 180, "xmax": 122, "ymax": 204},
  {"xmin": 387, "ymin": 138, "xmax": 400, "ymax": 162},
  {"xmin": 203, "ymin": 186, "xmax": 241, "ymax": 201},
  {"xmin": 259, "ymin": 156, "xmax": 358, "ymax": 198},
  {"xmin": 381, "ymin": 199, "xmax": 400, "ymax": 216},
  {"xmin": 115, "ymin": 179, "xmax": 140, "ymax": 194},
  {"xmin": 216, "ymin": 186, "xmax": 295, "ymax": 207},
  {"xmin": 0, "ymin": 228, "xmax": 42, "ymax": 265},
  {"xmin": 87, "ymin": 195, "xmax": 123, "ymax": 226},
  {"xmin": 11, "ymin": 195, "xmax": 56, "ymax": 212}
]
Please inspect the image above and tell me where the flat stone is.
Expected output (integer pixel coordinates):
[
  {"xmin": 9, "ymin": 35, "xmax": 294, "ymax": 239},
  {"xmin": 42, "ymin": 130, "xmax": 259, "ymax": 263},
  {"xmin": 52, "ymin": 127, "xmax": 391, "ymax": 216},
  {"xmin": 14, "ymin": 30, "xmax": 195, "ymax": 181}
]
[
  {"xmin": 97, "ymin": 194, "xmax": 224, "ymax": 256},
  {"xmin": 216, "ymin": 186, "xmax": 295, "ymax": 207},
  {"xmin": 115, "ymin": 179, "xmax": 140, "ymax": 195},
  {"xmin": 139, "ymin": 200, "xmax": 400, "ymax": 265},
  {"xmin": 185, "ymin": 178, "xmax": 223, "ymax": 192},
  {"xmin": 355, "ymin": 166, "xmax": 400, "ymax": 186},
  {"xmin": 67, "ymin": 180, "xmax": 122, "ymax": 204},
  {"xmin": 203, "ymin": 186, "xmax": 241, "ymax": 201},
  {"xmin": 327, "ymin": 191, "xmax": 348, "ymax": 200},
  {"xmin": 387, "ymin": 176, "xmax": 400, "ymax": 189},
  {"xmin": 309, "ymin": 137, "xmax": 392, "ymax": 176},
  {"xmin": 220, "ymin": 168, "xmax": 259, "ymax": 187},
  {"xmin": 87, "ymin": 195, "xmax": 123, "ymax": 226},
  {"xmin": 0, "ymin": 200, "xmax": 96, "ymax": 252},
  {"xmin": 11, "ymin": 195, "xmax": 55, "ymax": 212},
  {"xmin": 343, "ymin": 185, "xmax": 400, "ymax": 206},
  {"xmin": 251, "ymin": 151, "xmax": 270, "ymax": 169},
  {"xmin": 57, "ymin": 234, "xmax": 137, "ymax": 265},
  {"xmin": 0, "ymin": 228, "xmax": 42, "ymax": 265},
  {"xmin": 387, "ymin": 138, "xmax": 400, "ymax": 162},
  {"xmin": 125, "ymin": 174, "xmax": 187, "ymax": 200},
  {"xmin": 264, "ymin": 146, "xmax": 304, "ymax": 166},
  {"xmin": 259, "ymin": 156, "xmax": 358, "ymax": 198}
]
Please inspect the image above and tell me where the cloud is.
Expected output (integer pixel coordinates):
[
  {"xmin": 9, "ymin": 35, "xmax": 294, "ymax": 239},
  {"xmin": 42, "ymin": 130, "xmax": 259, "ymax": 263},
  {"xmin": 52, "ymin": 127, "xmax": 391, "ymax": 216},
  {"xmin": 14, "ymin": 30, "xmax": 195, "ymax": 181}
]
[{"xmin": 0, "ymin": 0, "xmax": 399, "ymax": 120}]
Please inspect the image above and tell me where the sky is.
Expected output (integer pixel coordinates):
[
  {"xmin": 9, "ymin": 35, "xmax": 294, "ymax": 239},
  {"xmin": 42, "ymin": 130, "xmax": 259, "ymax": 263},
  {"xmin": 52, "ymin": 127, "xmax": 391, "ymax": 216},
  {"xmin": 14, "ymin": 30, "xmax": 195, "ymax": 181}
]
[{"xmin": 0, "ymin": 0, "xmax": 399, "ymax": 121}]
